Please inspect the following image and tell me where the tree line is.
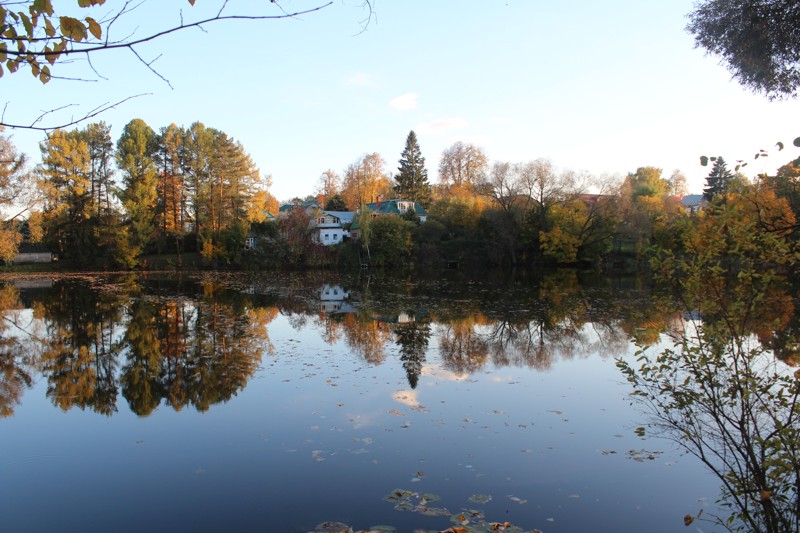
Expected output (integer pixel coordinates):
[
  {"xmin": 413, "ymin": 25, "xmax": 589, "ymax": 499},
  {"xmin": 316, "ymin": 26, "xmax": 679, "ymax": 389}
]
[{"xmin": 1, "ymin": 121, "xmax": 799, "ymax": 271}]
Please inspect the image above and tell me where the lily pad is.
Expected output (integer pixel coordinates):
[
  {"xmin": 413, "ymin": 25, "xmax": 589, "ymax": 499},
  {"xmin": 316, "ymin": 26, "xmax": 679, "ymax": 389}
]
[
  {"xmin": 313, "ymin": 521, "xmax": 353, "ymax": 533},
  {"xmin": 467, "ymin": 494, "xmax": 492, "ymax": 504}
]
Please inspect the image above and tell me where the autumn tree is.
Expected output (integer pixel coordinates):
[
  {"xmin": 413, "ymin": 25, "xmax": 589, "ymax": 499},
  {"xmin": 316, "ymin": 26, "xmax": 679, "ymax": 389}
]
[
  {"xmin": 617, "ymin": 166, "xmax": 684, "ymax": 255},
  {"xmin": 153, "ymin": 123, "xmax": 188, "ymax": 264},
  {"xmin": 0, "ymin": 130, "xmax": 37, "ymax": 261},
  {"xmin": 760, "ymin": 160, "xmax": 800, "ymax": 237},
  {"xmin": 317, "ymin": 169, "xmax": 341, "ymax": 206},
  {"xmin": 37, "ymin": 123, "xmax": 120, "ymax": 266},
  {"xmin": 667, "ymin": 169, "xmax": 688, "ymax": 197},
  {"xmin": 341, "ymin": 152, "xmax": 390, "ymax": 210},
  {"xmin": 393, "ymin": 130, "xmax": 431, "ymax": 205},
  {"xmin": 438, "ymin": 141, "xmax": 488, "ymax": 196}
]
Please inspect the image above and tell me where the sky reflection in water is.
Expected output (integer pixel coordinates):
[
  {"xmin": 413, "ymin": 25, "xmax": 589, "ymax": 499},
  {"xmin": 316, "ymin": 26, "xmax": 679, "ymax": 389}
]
[{"xmin": 0, "ymin": 273, "xmax": 725, "ymax": 532}]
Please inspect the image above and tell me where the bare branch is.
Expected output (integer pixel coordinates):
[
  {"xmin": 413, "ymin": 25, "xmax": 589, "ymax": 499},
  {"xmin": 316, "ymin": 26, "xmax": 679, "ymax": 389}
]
[{"xmin": 0, "ymin": 94, "xmax": 150, "ymax": 132}]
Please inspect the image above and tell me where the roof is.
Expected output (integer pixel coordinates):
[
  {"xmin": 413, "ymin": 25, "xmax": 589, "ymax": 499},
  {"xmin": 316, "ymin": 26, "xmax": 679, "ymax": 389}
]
[
  {"xmin": 681, "ymin": 194, "xmax": 704, "ymax": 207},
  {"xmin": 16, "ymin": 243, "xmax": 51, "ymax": 254},
  {"xmin": 364, "ymin": 199, "xmax": 427, "ymax": 217},
  {"xmin": 324, "ymin": 211, "xmax": 357, "ymax": 224},
  {"xmin": 279, "ymin": 199, "xmax": 321, "ymax": 213}
]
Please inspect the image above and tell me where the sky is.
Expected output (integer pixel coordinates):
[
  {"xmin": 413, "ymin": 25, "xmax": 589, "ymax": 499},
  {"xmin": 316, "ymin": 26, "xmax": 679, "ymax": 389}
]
[{"xmin": 2, "ymin": 0, "xmax": 800, "ymax": 202}]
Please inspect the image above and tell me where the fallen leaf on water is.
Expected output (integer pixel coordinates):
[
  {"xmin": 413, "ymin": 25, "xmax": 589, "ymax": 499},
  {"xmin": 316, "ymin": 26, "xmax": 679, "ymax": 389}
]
[
  {"xmin": 683, "ymin": 514, "xmax": 694, "ymax": 526},
  {"xmin": 506, "ymin": 495, "xmax": 527, "ymax": 504},
  {"xmin": 313, "ymin": 521, "xmax": 353, "ymax": 533}
]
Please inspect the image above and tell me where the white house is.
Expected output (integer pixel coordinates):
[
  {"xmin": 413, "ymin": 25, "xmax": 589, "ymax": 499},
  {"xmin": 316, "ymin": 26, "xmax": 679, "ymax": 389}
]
[{"xmin": 309, "ymin": 211, "xmax": 356, "ymax": 246}]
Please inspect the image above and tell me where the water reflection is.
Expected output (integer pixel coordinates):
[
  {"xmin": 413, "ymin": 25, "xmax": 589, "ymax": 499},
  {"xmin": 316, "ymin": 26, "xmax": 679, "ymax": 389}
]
[
  {"xmin": 620, "ymin": 262, "xmax": 800, "ymax": 532},
  {"xmin": 0, "ymin": 271, "xmax": 798, "ymax": 423}
]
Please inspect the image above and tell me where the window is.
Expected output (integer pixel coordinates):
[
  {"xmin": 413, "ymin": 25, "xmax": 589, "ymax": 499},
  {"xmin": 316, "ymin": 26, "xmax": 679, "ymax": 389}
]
[{"xmin": 324, "ymin": 233, "xmax": 329, "ymax": 240}]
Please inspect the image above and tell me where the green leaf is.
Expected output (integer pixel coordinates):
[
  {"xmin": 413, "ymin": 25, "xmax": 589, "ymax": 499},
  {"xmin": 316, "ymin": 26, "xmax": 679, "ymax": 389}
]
[
  {"xmin": 794, "ymin": 137, "xmax": 800, "ymax": 148},
  {"xmin": 85, "ymin": 17, "xmax": 101, "ymax": 39},
  {"xmin": 700, "ymin": 156, "xmax": 709, "ymax": 167},
  {"xmin": 776, "ymin": 141, "xmax": 784, "ymax": 151}
]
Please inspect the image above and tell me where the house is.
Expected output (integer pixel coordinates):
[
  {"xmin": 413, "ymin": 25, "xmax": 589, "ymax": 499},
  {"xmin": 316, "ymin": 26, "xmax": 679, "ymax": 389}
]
[
  {"xmin": 279, "ymin": 198, "xmax": 322, "ymax": 218},
  {"xmin": 13, "ymin": 243, "xmax": 53, "ymax": 264},
  {"xmin": 364, "ymin": 198, "xmax": 427, "ymax": 223},
  {"xmin": 680, "ymin": 194, "xmax": 706, "ymax": 214},
  {"xmin": 309, "ymin": 210, "xmax": 356, "ymax": 246}
]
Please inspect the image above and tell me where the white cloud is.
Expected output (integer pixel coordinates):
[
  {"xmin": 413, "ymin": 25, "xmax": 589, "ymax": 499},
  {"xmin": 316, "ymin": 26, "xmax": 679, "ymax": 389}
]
[
  {"xmin": 389, "ymin": 92, "xmax": 419, "ymax": 110},
  {"xmin": 416, "ymin": 117, "xmax": 469, "ymax": 135},
  {"xmin": 392, "ymin": 390, "xmax": 420, "ymax": 407}
]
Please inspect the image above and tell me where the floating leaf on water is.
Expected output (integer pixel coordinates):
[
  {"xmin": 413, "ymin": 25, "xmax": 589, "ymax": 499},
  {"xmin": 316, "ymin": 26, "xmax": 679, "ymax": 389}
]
[
  {"xmin": 394, "ymin": 501, "xmax": 415, "ymax": 512},
  {"xmin": 313, "ymin": 521, "xmax": 353, "ymax": 533},
  {"xmin": 506, "ymin": 495, "xmax": 527, "ymax": 504},
  {"xmin": 467, "ymin": 494, "xmax": 492, "ymax": 504},
  {"xmin": 418, "ymin": 506, "xmax": 450, "ymax": 517},
  {"xmin": 683, "ymin": 514, "xmax": 694, "ymax": 526},
  {"xmin": 366, "ymin": 526, "xmax": 396, "ymax": 532},
  {"xmin": 415, "ymin": 492, "xmax": 437, "ymax": 503},
  {"xmin": 383, "ymin": 489, "xmax": 414, "ymax": 502},
  {"xmin": 634, "ymin": 426, "xmax": 646, "ymax": 437}
]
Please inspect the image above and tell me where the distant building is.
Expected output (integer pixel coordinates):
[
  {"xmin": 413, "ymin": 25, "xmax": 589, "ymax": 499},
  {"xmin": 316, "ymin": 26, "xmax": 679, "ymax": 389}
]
[
  {"xmin": 364, "ymin": 198, "xmax": 427, "ymax": 223},
  {"xmin": 13, "ymin": 243, "xmax": 53, "ymax": 264},
  {"xmin": 680, "ymin": 194, "xmax": 706, "ymax": 214},
  {"xmin": 309, "ymin": 211, "xmax": 356, "ymax": 246}
]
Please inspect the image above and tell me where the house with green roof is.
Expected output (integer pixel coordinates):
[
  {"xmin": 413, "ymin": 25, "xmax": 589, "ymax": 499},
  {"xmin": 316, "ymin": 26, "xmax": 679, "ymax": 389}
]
[{"xmin": 363, "ymin": 198, "xmax": 427, "ymax": 223}]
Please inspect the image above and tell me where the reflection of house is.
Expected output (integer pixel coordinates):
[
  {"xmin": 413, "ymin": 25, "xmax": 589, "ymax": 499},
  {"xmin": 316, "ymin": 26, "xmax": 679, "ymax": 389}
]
[
  {"xmin": 310, "ymin": 211, "xmax": 356, "ymax": 246},
  {"xmin": 681, "ymin": 194, "xmax": 706, "ymax": 214},
  {"xmin": 317, "ymin": 284, "xmax": 357, "ymax": 313},
  {"xmin": 364, "ymin": 198, "xmax": 427, "ymax": 223},
  {"xmin": 13, "ymin": 243, "xmax": 52, "ymax": 264}
]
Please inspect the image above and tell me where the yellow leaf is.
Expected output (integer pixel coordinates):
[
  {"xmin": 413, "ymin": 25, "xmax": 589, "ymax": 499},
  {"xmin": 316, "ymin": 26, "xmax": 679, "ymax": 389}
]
[
  {"xmin": 59, "ymin": 16, "xmax": 87, "ymax": 41},
  {"xmin": 85, "ymin": 16, "xmax": 101, "ymax": 39}
]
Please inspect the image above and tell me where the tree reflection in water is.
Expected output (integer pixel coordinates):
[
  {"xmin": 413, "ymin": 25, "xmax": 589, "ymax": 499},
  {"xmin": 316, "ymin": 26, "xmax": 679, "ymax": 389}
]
[
  {"xmin": 620, "ymin": 243, "xmax": 800, "ymax": 531},
  {"xmin": 0, "ymin": 268, "xmax": 797, "ymax": 533}
]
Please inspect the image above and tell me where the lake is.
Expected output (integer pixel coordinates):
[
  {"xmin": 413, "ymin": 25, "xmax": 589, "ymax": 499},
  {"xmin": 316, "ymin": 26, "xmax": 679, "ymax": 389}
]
[{"xmin": 0, "ymin": 271, "xmax": 767, "ymax": 532}]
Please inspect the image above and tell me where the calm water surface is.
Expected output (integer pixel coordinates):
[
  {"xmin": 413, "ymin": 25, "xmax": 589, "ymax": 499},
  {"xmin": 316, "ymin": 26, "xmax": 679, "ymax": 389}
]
[{"xmin": 0, "ymin": 272, "xmax": 725, "ymax": 532}]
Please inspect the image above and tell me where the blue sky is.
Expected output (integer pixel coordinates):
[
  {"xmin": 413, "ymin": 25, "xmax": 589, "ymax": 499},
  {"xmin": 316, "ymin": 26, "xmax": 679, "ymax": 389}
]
[{"xmin": 3, "ymin": 0, "xmax": 799, "ymax": 201}]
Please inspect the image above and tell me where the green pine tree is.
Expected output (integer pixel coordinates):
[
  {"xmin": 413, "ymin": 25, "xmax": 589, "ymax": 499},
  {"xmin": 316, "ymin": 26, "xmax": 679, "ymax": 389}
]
[
  {"xmin": 394, "ymin": 130, "xmax": 431, "ymax": 205},
  {"xmin": 703, "ymin": 156, "xmax": 734, "ymax": 201}
]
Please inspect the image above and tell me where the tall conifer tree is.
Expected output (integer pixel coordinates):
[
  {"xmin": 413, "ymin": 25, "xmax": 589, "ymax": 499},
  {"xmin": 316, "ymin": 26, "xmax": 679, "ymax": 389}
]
[
  {"xmin": 394, "ymin": 131, "xmax": 431, "ymax": 205},
  {"xmin": 703, "ymin": 156, "xmax": 735, "ymax": 201}
]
